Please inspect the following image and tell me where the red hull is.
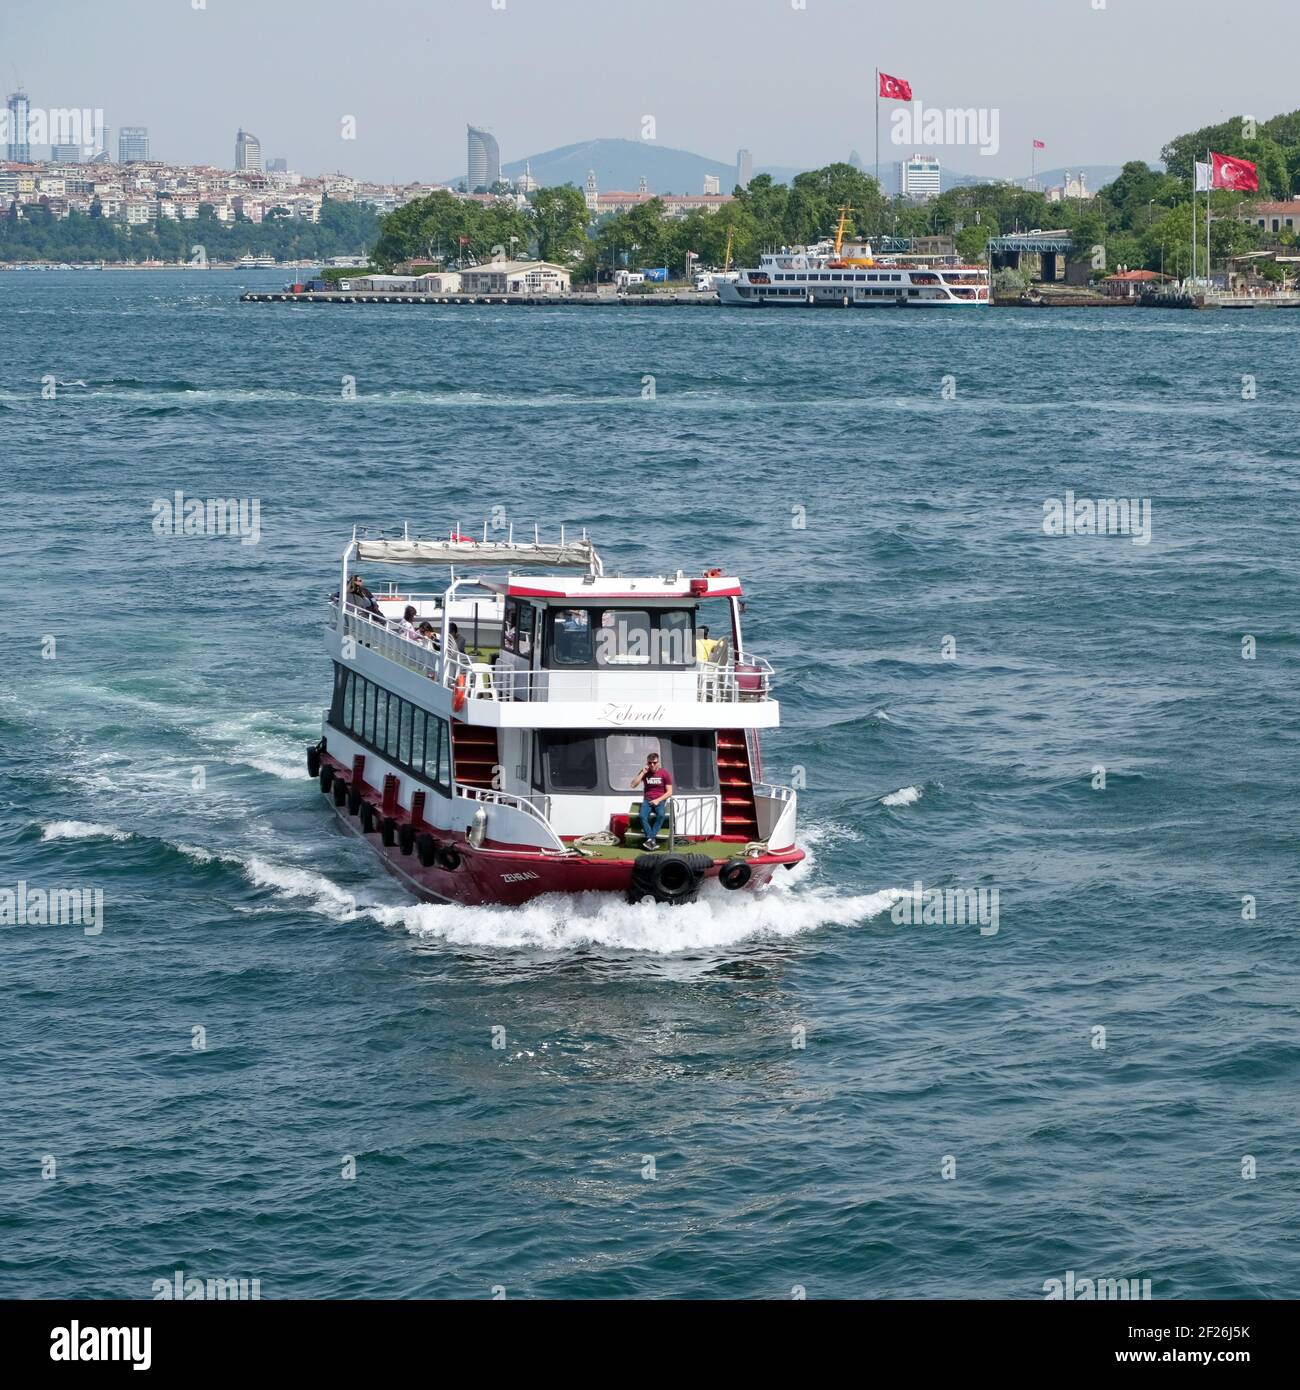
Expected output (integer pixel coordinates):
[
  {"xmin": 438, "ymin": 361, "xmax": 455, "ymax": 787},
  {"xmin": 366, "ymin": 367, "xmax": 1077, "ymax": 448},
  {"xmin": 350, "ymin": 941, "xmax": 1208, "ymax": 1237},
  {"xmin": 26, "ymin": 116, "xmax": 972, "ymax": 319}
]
[{"xmin": 317, "ymin": 756, "xmax": 802, "ymax": 907}]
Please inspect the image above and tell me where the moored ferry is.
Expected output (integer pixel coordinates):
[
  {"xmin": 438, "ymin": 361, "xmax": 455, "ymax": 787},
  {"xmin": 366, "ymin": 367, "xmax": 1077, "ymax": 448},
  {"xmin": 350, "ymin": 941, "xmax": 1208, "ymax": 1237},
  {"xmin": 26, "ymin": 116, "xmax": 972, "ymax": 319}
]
[
  {"xmin": 719, "ymin": 208, "xmax": 989, "ymax": 308},
  {"xmin": 309, "ymin": 528, "xmax": 804, "ymax": 907}
]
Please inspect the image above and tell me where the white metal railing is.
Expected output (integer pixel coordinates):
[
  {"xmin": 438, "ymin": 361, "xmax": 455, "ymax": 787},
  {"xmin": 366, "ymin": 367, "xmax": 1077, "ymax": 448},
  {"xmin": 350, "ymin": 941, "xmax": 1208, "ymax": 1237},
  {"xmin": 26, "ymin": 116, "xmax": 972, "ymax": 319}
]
[
  {"xmin": 332, "ymin": 599, "xmax": 448, "ymax": 682},
  {"xmin": 753, "ymin": 781, "xmax": 794, "ymax": 802},
  {"xmin": 665, "ymin": 794, "xmax": 721, "ymax": 847},
  {"xmin": 453, "ymin": 783, "xmax": 563, "ymax": 850},
  {"xmin": 333, "ymin": 598, "xmax": 774, "ymax": 706},
  {"xmin": 698, "ymin": 652, "xmax": 774, "ymax": 703}
]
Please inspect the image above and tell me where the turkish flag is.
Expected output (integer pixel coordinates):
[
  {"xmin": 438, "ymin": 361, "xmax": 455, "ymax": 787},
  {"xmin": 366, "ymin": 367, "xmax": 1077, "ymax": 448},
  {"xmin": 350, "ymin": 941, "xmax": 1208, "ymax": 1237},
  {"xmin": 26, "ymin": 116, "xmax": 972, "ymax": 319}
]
[
  {"xmin": 1211, "ymin": 151, "xmax": 1258, "ymax": 192},
  {"xmin": 1033, "ymin": 140, "xmax": 1046, "ymax": 150},
  {"xmin": 879, "ymin": 72, "xmax": 913, "ymax": 101}
]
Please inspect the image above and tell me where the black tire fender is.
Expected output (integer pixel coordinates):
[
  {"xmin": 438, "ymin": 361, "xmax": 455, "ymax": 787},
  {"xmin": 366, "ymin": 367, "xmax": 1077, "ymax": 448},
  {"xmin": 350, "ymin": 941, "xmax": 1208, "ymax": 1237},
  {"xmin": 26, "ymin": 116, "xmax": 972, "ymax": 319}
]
[
  {"xmin": 719, "ymin": 860, "xmax": 753, "ymax": 891},
  {"xmin": 319, "ymin": 765, "xmax": 335, "ymax": 793},
  {"xmin": 398, "ymin": 823, "xmax": 416, "ymax": 856},
  {"xmin": 307, "ymin": 743, "xmax": 322, "ymax": 778},
  {"xmin": 332, "ymin": 777, "xmax": 348, "ymax": 806},
  {"xmin": 380, "ymin": 817, "xmax": 397, "ymax": 847},
  {"xmin": 416, "ymin": 833, "xmax": 439, "ymax": 868},
  {"xmin": 347, "ymin": 785, "xmax": 362, "ymax": 815},
  {"xmin": 437, "ymin": 844, "xmax": 462, "ymax": 872},
  {"xmin": 628, "ymin": 852, "xmax": 711, "ymax": 905}
]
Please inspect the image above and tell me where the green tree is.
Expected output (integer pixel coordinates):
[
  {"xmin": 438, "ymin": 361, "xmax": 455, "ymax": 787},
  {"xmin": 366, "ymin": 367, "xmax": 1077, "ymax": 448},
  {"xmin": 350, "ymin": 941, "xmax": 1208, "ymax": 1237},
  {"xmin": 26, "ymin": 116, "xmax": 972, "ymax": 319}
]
[{"xmin": 530, "ymin": 184, "xmax": 589, "ymax": 263}]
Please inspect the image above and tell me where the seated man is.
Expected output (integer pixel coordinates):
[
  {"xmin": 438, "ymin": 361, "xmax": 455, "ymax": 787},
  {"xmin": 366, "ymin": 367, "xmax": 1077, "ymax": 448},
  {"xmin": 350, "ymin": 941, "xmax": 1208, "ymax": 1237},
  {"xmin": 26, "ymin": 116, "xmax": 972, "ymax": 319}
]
[
  {"xmin": 695, "ymin": 625, "xmax": 720, "ymax": 663},
  {"xmin": 631, "ymin": 752, "xmax": 673, "ymax": 852}
]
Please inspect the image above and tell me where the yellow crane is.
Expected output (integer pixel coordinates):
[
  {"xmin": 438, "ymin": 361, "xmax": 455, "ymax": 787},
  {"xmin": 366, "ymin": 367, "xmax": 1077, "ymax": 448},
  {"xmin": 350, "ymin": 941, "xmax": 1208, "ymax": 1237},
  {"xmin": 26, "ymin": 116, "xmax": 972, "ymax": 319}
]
[
  {"xmin": 723, "ymin": 222, "xmax": 736, "ymax": 273},
  {"xmin": 831, "ymin": 203, "xmax": 874, "ymax": 267}
]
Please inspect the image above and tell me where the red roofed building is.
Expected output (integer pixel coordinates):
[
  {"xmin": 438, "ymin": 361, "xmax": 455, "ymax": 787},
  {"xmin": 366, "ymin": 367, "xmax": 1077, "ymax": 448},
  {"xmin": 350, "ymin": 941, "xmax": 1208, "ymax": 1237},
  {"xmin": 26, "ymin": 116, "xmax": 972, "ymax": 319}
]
[{"xmin": 1099, "ymin": 268, "xmax": 1168, "ymax": 299}]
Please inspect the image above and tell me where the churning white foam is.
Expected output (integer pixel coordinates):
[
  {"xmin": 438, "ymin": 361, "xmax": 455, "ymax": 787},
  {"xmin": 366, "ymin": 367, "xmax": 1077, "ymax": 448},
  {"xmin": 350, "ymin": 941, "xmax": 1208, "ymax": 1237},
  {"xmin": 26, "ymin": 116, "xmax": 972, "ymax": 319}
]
[
  {"xmin": 880, "ymin": 785, "xmax": 922, "ymax": 807},
  {"xmin": 40, "ymin": 820, "xmax": 133, "ymax": 842}
]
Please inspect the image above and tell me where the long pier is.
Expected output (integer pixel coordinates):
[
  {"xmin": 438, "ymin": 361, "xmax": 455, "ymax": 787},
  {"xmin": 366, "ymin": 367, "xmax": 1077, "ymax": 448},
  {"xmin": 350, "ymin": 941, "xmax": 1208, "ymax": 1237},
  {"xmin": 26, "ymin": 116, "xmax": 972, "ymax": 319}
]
[{"xmin": 240, "ymin": 290, "xmax": 720, "ymax": 307}]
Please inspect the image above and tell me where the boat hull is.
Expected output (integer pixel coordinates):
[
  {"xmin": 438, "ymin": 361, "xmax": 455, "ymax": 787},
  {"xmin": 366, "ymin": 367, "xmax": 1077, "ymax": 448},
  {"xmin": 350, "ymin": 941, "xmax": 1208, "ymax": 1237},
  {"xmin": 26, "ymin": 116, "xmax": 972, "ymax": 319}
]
[{"xmin": 319, "ymin": 762, "xmax": 803, "ymax": 908}]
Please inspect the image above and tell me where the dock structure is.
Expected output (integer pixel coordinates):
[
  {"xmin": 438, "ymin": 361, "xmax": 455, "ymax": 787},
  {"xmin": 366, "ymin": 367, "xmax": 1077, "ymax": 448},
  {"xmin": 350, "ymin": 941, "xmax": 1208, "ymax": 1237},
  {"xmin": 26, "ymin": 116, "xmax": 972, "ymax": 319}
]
[{"xmin": 240, "ymin": 290, "xmax": 720, "ymax": 307}]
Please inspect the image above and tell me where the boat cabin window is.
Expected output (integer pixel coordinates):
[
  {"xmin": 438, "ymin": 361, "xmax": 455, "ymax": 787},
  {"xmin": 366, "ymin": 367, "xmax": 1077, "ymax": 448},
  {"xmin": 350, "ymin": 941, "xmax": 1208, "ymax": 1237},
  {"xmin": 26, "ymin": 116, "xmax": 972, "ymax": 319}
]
[
  {"xmin": 535, "ymin": 731, "xmax": 717, "ymax": 795},
  {"xmin": 546, "ymin": 606, "xmax": 695, "ymax": 668},
  {"xmin": 502, "ymin": 597, "xmax": 536, "ymax": 658},
  {"xmin": 329, "ymin": 663, "xmax": 451, "ymax": 791}
]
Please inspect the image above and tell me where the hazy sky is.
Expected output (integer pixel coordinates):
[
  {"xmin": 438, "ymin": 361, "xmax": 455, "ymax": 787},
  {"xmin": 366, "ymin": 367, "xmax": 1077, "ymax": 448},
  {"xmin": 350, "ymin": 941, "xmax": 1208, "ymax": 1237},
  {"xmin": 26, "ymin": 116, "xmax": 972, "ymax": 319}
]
[{"xmin": 2, "ymin": 0, "xmax": 1294, "ymax": 181}]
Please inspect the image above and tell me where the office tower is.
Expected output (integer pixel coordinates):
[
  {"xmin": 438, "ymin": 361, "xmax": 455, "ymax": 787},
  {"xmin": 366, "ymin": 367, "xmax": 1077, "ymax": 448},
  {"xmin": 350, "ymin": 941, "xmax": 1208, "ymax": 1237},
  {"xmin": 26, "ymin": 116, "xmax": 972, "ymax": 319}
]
[
  {"xmin": 736, "ymin": 148, "xmax": 753, "ymax": 190},
  {"xmin": 118, "ymin": 126, "xmax": 150, "ymax": 163},
  {"xmin": 6, "ymin": 90, "xmax": 31, "ymax": 163},
  {"xmin": 235, "ymin": 128, "xmax": 263, "ymax": 171},
  {"xmin": 467, "ymin": 125, "xmax": 500, "ymax": 191}
]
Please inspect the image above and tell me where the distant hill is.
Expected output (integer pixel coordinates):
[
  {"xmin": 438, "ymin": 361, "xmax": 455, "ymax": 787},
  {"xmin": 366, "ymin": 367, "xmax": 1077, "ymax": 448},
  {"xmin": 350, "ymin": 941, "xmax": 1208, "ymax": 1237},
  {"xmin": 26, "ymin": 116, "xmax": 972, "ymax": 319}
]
[{"xmin": 448, "ymin": 138, "xmax": 1127, "ymax": 198}]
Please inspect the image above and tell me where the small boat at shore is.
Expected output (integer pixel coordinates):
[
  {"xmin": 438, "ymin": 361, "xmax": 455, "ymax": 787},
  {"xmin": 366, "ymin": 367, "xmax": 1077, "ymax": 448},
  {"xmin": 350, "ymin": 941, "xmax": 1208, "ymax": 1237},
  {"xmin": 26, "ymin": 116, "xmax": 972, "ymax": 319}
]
[{"xmin": 309, "ymin": 527, "xmax": 804, "ymax": 907}]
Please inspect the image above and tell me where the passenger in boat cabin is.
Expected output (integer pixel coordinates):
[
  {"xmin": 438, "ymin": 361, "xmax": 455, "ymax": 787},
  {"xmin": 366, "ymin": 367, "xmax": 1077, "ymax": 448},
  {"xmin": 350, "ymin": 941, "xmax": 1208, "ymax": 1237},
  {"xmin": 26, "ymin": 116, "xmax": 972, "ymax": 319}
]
[
  {"xmin": 695, "ymin": 625, "xmax": 721, "ymax": 663},
  {"xmin": 395, "ymin": 605, "xmax": 419, "ymax": 638},
  {"xmin": 632, "ymin": 753, "xmax": 674, "ymax": 852}
]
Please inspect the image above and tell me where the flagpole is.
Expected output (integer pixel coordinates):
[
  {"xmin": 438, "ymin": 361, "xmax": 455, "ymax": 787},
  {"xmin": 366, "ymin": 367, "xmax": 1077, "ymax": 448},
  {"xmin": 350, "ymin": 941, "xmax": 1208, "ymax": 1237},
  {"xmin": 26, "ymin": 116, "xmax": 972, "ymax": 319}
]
[
  {"xmin": 1191, "ymin": 172, "xmax": 1197, "ymax": 286},
  {"xmin": 875, "ymin": 69, "xmax": 880, "ymax": 196},
  {"xmin": 1205, "ymin": 145, "xmax": 1211, "ymax": 293}
]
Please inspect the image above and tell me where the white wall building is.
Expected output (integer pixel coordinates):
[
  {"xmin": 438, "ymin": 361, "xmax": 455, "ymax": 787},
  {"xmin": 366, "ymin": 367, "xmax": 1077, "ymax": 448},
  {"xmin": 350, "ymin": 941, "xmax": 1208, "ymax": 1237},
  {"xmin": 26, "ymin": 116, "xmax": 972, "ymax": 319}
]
[{"xmin": 899, "ymin": 153, "xmax": 941, "ymax": 202}]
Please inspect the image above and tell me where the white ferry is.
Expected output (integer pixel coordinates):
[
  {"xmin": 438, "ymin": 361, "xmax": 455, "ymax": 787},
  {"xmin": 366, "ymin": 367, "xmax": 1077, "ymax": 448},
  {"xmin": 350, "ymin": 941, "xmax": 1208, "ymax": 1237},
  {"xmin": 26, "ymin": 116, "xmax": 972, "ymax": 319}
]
[
  {"xmin": 309, "ymin": 528, "xmax": 804, "ymax": 907},
  {"xmin": 237, "ymin": 254, "xmax": 278, "ymax": 269},
  {"xmin": 719, "ymin": 208, "xmax": 989, "ymax": 308}
]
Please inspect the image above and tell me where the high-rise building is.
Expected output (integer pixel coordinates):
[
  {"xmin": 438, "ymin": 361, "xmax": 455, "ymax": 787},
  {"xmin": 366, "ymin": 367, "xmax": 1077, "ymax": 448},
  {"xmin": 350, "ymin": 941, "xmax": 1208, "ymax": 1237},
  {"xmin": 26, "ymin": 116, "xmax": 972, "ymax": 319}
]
[
  {"xmin": 235, "ymin": 128, "xmax": 263, "ymax": 172},
  {"xmin": 584, "ymin": 169, "xmax": 598, "ymax": 212},
  {"xmin": 899, "ymin": 153, "xmax": 941, "ymax": 202},
  {"xmin": 467, "ymin": 125, "xmax": 500, "ymax": 191},
  {"xmin": 736, "ymin": 148, "xmax": 753, "ymax": 190},
  {"xmin": 6, "ymin": 90, "xmax": 31, "ymax": 163},
  {"xmin": 266, "ymin": 157, "xmax": 288, "ymax": 174},
  {"xmin": 51, "ymin": 144, "xmax": 83, "ymax": 164},
  {"xmin": 703, "ymin": 174, "xmax": 721, "ymax": 195},
  {"xmin": 118, "ymin": 127, "xmax": 150, "ymax": 163}
]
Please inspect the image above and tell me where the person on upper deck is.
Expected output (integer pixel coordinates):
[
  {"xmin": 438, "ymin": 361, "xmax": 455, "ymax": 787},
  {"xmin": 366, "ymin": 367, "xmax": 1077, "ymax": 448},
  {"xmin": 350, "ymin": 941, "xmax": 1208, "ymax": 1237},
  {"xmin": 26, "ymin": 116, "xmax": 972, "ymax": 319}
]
[
  {"xmin": 395, "ymin": 605, "xmax": 420, "ymax": 638},
  {"xmin": 632, "ymin": 752, "xmax": 673, "ymax": 852},
  {"xmin": 346, "ymin": 574, "xmax": 381, "ymax": 616},
  {"xmin": 445, "ymin": 623, "xmax": 462, "ymax": 658}
]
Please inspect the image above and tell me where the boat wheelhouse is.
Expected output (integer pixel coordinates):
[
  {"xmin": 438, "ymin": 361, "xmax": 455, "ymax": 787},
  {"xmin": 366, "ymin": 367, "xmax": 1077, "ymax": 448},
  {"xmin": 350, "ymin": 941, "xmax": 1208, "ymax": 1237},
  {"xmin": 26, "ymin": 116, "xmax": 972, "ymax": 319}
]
[{"xmin": 310, "ymin": 528, "xmax": 804, "ymax": 907}]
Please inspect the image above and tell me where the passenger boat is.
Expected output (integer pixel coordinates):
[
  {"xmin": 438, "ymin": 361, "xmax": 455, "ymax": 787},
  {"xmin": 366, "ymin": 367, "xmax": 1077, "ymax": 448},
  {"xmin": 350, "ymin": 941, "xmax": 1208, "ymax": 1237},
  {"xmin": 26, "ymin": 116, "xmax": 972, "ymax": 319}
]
[
  {"xmin": 718, "ymin": 206, "xmax": 990, "ymax": 308},
  {"xmin": 309, "ymin": 528, "xmax": 804, "ymax": 907}
]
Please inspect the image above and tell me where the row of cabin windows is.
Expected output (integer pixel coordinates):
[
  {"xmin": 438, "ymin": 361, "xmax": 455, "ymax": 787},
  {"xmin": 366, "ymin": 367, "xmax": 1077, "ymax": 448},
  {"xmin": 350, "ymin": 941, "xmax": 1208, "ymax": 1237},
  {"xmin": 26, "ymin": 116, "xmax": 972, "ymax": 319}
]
[
  {"xmin": 756, "ymin": 285, "xmax": 923, "ymax": 297},
  {"xmin": 536, "ymin": 731, "xmax": 718, "ymax": 795},
  {"xmin": 774, "ymin": 271, "xmax": 905, "ymax": 282},
  {"xmin": 330, "ymin": 663, "xmax": 452, "ymax": 789},
  {"xmin": 503, "ymin": 601, "xmax": 697, "ymax": 668}
]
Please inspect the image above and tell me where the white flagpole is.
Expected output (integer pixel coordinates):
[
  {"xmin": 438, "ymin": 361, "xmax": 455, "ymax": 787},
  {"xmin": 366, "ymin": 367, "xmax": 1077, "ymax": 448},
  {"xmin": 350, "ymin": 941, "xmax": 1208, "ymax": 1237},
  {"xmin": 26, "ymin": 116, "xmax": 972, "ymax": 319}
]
[
  {"xmin": 875, "ymin": 69, "xmax": 880, "ymax": 195},
  {"xmin": 1205, "ymin": 146, "xmax": 1211, "ymax": 291},
  {"xmin": 1191, "ymin": 171, "xmax": 1197, "ymax": 285}
]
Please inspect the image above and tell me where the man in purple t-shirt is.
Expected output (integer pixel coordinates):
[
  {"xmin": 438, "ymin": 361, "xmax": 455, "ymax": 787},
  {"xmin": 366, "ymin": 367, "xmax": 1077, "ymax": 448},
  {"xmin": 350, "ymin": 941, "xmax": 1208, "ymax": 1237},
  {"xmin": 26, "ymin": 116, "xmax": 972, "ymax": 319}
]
[{"xmin": 632, "ymin": 752, "xmax": 673, "ymax": 851}]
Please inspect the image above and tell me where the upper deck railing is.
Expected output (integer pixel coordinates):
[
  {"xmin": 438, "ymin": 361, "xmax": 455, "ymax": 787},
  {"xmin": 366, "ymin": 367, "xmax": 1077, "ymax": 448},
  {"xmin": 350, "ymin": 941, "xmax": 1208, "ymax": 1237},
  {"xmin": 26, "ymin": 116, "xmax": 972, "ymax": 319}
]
[{"xmin": 328, "ymin": 598, "xmax": 774, "ymax": 704}]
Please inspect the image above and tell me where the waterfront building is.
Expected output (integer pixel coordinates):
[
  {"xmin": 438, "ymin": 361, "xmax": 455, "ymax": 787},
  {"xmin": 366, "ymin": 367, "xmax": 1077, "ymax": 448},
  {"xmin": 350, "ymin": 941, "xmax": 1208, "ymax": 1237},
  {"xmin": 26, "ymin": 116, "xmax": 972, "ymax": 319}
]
[
  {"xmin": 458, "ymin": 259, "xmax": 571, "ymax": 295},
  {"xmin": 737, "ymin": 148, "xmax": 753, "ymax": 189},
  {"xmin": 467, "ymin": 125, "xmax": 500, "ymax": 191},
  {"xmin": 118, "ymin": 127, "xmax": 150, "ymax": 163},
  {"xmin": 235, "ymin": 129, "xmax": 263, "ymax": 172},
  {"xmin": 1241, "ymin": 199, "xmax": 1300, "ymax": 235},
  {"xmin": 591, "ymin": 190, "xmax": 734, "ymax": 218},
  {"xmin": 6, "ymin": 90, "xmax": 31, "ymax": 163},
  {"xmin": 899, "ymin": 153, "xmax": 941, "ymax": 202}
]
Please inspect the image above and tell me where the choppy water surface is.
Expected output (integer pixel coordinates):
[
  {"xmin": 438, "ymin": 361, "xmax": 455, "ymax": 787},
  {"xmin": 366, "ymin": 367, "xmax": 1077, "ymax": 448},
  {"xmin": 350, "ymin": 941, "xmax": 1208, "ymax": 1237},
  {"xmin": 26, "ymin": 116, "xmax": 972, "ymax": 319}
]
[{"xmin": 1, "ymin": 272, "xmax": 1297, "ymax": 1298}]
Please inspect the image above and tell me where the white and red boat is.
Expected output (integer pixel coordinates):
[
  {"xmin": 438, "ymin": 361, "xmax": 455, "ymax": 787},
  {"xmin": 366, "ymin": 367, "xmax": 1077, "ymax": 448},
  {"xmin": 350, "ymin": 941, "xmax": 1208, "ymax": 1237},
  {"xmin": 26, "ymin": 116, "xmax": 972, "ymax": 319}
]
[
  {"xmin": 309, "ymin": 527, "xmax": 804, "ymax": 907},
  {"xmin": 719, "ymin": 205, "xmax": 990, "ymax": 308}
]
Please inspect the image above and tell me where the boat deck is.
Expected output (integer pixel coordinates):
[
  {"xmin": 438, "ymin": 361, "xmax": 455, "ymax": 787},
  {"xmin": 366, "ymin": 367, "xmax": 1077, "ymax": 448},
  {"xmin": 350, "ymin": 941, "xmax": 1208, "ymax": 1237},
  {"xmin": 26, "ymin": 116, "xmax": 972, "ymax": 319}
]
[{"xmin": 573, "ymin": 838, "xmax": 749, "ymax": 863}]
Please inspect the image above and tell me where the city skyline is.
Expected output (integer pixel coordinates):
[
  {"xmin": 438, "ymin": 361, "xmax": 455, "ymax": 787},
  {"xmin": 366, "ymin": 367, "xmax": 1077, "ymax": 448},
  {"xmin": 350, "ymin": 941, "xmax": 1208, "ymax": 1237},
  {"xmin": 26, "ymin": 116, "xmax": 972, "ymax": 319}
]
[{"xmin": 2, "ymin": 0, "xmax": 1295, "ymax": 185}]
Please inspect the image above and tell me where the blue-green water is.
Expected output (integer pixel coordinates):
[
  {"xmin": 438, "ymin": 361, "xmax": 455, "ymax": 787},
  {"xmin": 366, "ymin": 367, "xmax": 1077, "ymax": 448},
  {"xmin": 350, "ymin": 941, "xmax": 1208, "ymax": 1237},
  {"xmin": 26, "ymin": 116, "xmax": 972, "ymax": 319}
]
[{"xmin": 2, "ymin": 272, "xmax": 1297, "ymax": 1298}]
